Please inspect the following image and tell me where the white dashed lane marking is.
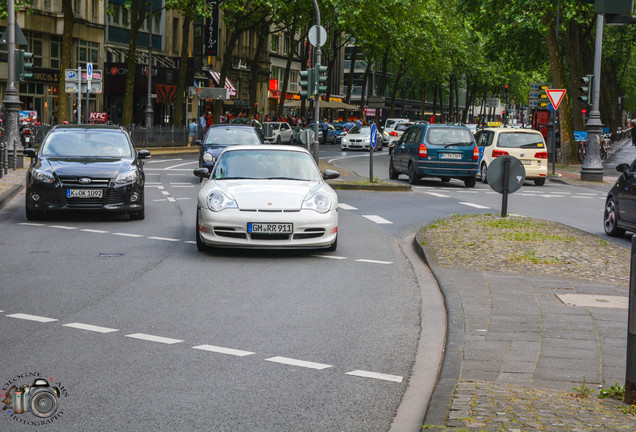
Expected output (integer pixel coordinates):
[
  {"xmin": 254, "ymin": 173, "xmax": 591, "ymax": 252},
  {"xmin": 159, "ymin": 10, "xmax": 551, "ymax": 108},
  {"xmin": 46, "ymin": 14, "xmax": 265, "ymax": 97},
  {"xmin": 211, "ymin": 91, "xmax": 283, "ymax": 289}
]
[
  {"xmin": 146, "ymin": 158, "xmax": 183, "ymax": 164},
  {"xmin": 312, "ymin": 255, "xmax": 347, "ymax": 260},
  {"xmin": 125, "ymin": 333, "xmax": 183, "ymax": 344},
  {"xmin": 458, "ymin": 202, "xmax": 489, "ymax": 209},
  {"xmin": 63, "ymin": 322, "xmax": 119, "ymax": 333},
  {"xmin": 345, "ymin": 370, "xmax": 403, "ymax": 383},
  {"xmin": 424, "ymin": 191, "xmax": 450, "ymax": 198},
  {"xmin": 7, "ymin": 313, "xmax": 58, "ymax": 323},
  {"xmin": 363, "ymin": 215, "xmax": 393, "ymax": 224},
  {"xmin": 338, "ymin": 203, "xmax": 358, "ymax": 210},
  {"xmin": 265, "ymin": 356, "xmax": 333, "ymax": 370},
  {"xmin": 80, "ymin": 229, "xmax": 109, "ymax": 234},
  {"xmin": 113, "ymin": 232, "xmax": 144, "ymax": 238},
  {"xmin": 193, "ymin": 344, "xmax": 255, "ymax": 357},
  {"xmin": 1, "ymin": 312, "xmax": 403, "ymax": 383},
  {"xmin": 49, "ymin": 225, "xmax": 77, "ymax": 230},
  {"xmin": 355, "ymin": 259, "xmax": 393, "ymax": 265},
  {"xmin": 147, "ymin": 236, "xmax": 181, "ymax": 242}
]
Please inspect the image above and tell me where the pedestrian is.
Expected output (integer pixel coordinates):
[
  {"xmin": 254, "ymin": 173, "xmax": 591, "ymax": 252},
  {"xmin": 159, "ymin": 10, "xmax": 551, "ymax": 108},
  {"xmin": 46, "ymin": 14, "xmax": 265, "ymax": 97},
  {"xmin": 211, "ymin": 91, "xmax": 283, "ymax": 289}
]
[
  {"xmin": 355, "ymin": 118, "xmax": 361, "ymax": 127},
  {"xmin": 199, "ymin": 113, "xmax": 206, "ymax": 130},
  {"xmin": 322, "ymin": 118, "xmax": 329, "ymax": 145},
  {"xmin": 188, "ymin": 118, "xmax": 198, "ymax": 147},
  {"xmin": 206, "ymin": 111, "xmax": 213, "ymax": 129}
]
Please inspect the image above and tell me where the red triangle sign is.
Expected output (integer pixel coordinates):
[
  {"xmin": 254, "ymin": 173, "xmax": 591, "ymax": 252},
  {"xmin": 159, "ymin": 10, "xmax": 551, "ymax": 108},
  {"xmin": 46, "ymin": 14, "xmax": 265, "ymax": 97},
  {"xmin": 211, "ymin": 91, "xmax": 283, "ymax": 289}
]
[{"xmin": 545, "ymin": 89, "xmax": 566, "ymax": 110}]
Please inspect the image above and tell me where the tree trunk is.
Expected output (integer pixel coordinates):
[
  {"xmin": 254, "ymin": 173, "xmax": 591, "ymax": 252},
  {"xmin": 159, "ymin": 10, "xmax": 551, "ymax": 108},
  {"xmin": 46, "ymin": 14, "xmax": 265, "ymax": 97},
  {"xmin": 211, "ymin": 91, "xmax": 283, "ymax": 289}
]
[
  {"xmin": 249, "ymin": 22, "xmax": 269, "ymax": 118},
  {"xmin": 122, "ymin": 1, "xmax": 146, "ymax": 126},
  {"xmin": 389, "ymin": 64, "xmax": 404, "ymax": 118},
  {"xmin": 543, "ymin": 10, "xmax": 575, "ymax": 164},
  {"xmin": 174, "ymin": 14, "xmax": 192, "ymax": 127},
  {"xmin": 420, "ymin": 80, "xmax": 427, "ymax": 120},
  {"xmin": 359, "ymin": 61, "xmax": 371, "ymax": 119},
  {"xmin": 432, "ymin": 84, "xmax": 438, "ymax": 118},
  {"xmin": 377, "ymin": 48, "xmax": 389, "ymax": 98},
  {"xmin": 345, "ymin": 45, "xmax": 357, "ymax": 105},
  {"xmin": 57, "ymin": 0, "xmax": 75, "ymax": 123},
  {"xmin": 448, "ymin": 76, "xmax": 455, "ymax": 121},
  {"xmin": 277, "ymin": 17, "xmax": 298, "ymax": 117}
]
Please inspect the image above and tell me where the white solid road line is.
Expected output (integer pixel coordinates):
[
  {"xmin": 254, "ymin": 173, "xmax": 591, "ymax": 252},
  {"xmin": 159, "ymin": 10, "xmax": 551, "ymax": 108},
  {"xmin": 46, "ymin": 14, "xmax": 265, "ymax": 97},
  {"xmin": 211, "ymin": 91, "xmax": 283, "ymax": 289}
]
[
  {"xmin": 345, "ymin": 370, "xmax": 403, "ymax": 383},
  {"xmin": 7, "ymin": 313, "xmax": 58, "ymax": 323},
  {"xmin": 147, "ymin": 158, "xmax": 182, "ymax": 164},
  {"xmin": 125, "ymin": 333, "xmax": 183, "ymax": 344},
  {"xmin": 363, "ymin": 215, "xmax": 393, "ymax": 224},
  {"xmin": 63, "ymin": 322, "xmax": 119, "ymax": 333},
  {"xmin": 338, "ymin": 203, "xmax": 358, "ymax": 210},
  {"xmin": 193, "ymin": 344, "xmax": 254, "ymax": 357},
  {"xmin": 458, "ymin": 202, "xmax": 489, "ymax": 209},
  {"xmin": 265, "ymin": 356, "xmax": 333, "ymax": 370}
]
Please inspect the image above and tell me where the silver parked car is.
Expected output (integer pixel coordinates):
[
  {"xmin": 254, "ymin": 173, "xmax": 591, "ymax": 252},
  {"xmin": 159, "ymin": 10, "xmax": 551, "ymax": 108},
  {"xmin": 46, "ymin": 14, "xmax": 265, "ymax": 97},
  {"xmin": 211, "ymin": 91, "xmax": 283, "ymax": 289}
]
[{"xmin": 263, "ymin": 121, "xmax": 294, "ymax": 144}]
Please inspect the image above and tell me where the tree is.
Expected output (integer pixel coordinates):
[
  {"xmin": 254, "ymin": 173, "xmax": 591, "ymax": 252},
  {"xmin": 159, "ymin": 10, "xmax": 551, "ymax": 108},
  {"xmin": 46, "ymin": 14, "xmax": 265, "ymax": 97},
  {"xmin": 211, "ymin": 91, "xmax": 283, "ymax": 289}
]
[{"xmin": 57, "ymin": 0, "xmax": 75, "ymax": 123}]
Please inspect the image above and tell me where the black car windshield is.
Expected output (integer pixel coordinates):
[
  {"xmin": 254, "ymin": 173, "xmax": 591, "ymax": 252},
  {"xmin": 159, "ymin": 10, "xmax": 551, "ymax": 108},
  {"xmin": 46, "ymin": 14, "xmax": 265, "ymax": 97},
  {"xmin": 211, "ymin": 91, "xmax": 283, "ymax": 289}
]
[
  {"xmin": 212, "ymin": 150, "xmax": 321, "ymax": 181},
  {"xmin": 205, "ymin": 128, "xmax": 261, "ymax": 146},
  {"xmin": 426, "ymin": 128, "xmax": 474, "ymax": 146},
  {"xmin": 41, "ymin": 131, "xmax": 133, "ymax": 158},
  {"xmin": 497, "ymin": 132, "xmax": 544, "ymax": 148}
]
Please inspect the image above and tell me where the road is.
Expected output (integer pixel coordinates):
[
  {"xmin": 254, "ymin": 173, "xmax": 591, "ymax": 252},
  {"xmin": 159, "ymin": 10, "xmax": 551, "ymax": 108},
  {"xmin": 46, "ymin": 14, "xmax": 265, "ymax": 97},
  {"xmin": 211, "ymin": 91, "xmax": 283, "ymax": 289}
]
[{"xmin": 0, "ymin": 141, "xmax": 633, "ymax": 430}]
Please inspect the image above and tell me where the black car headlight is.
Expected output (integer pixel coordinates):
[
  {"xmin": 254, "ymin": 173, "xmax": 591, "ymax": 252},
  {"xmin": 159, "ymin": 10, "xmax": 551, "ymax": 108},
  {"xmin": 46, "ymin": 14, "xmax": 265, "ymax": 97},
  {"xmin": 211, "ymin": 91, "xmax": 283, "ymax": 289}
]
[
  {"xmin": 114, "ymin": 170, "xmax": 139, "ymax": 184},
  {"xmin": 32, "ymin": 169, "xmax": 55, "ymax": 184}
]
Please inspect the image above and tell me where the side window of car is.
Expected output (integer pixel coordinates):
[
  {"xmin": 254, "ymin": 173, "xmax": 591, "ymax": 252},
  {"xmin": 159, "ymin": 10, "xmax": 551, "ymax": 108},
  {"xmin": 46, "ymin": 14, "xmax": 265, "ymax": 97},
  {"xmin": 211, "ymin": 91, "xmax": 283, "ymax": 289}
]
[{"xmin": 410, "ymin": 127, "xmax": 423, "ymax": 145}]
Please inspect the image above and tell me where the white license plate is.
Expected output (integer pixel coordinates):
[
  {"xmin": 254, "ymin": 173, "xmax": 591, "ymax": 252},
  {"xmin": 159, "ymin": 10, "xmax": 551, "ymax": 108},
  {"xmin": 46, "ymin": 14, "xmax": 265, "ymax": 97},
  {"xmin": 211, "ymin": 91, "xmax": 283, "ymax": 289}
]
[
  {"xmin": 248, "ymin": 223, "xmax": 293, "ymax": 234},
  {"xmin": 67, "ymin": 189, "xmax": 103, "ymax": 198},
  {"xmin": 520, "ymin": 159, "xmax": 531, "ymax": 165},
  {"xmin": 440, "ymin": 153, "xmax": 462, "ymax": 159}
]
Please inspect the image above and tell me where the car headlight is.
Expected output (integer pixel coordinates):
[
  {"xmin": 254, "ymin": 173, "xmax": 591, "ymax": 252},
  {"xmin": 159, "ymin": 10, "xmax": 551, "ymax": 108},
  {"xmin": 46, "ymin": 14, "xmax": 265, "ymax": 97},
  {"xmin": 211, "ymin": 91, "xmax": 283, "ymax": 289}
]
[
  {"xmin": 206, "ymin": 190, "xmax": 238, "ymax": 212},
  {"xmin": 302, "ymin": 191, "xmax": 331, "ymax": 214},
  {"xmin": 114, "ymin": 169, "xmax": 138, "ymax": 184},
  {"xmin": 341, "ymin": 138, "xmax": 349, "ymax": 144},
  {"xmin": 32, "ymin": 169, "xmax": 55, "ymax": 184},
  {"xmin": 203, "ymin": 152, "xmax": 214, "ymax": 163},
  {"xmin": 363, "ymin": 139, "xmax": 370, "ymax": 144}
]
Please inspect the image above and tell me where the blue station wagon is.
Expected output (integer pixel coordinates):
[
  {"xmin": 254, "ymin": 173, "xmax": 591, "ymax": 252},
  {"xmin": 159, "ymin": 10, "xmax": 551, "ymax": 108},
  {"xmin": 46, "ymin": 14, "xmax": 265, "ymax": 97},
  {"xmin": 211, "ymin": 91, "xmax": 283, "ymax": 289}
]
[{"xmin": 389, "ymin": 123, "xmax": 479, "ymax": 187}]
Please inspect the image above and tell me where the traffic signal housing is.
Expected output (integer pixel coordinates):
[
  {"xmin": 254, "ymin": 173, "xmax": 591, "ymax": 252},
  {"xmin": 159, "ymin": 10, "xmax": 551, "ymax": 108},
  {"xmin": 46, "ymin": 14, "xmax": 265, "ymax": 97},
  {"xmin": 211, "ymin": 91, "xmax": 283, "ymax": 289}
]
[
  {"xmin": 315, "ymin": 65, "xmax": 328, "ymax": 96},
  {"xmin": 22, "ymin": 51, "xmax": 34, "ymax": 81},
  {"xmin": 299, "ymin": 68, "xmax": 314, "ymax": 99},
  {"xmin": 578, "ymin": 74, "xmax": 593, "ymax": 106}
]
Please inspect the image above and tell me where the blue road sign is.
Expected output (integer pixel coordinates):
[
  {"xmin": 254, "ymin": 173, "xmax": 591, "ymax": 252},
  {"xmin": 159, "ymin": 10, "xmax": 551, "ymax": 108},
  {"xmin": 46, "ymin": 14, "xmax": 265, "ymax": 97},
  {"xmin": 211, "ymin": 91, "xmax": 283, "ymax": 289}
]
[
  {"xmin": 548, "ymin": 103, "xmax": 555, "ymax": 111},
  {"xmin": 370, "ymin": 123, "xmax": 378, "ymax": 148}
]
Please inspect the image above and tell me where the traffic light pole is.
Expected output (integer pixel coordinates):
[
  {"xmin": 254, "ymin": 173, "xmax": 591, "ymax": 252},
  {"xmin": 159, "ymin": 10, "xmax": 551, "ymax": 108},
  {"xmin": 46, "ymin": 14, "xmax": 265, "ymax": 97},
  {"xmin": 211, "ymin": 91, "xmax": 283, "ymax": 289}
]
[
  {"xmin": 580, "ymin": 14, "xmax": 605, "ymax": 182},
  {"xmin": 312, "ymin": 0, "xmax": 321, "ymax": 163},
  {"xmin": 2, "ymin": 0, "xmax": 23, "ymax": 151}
]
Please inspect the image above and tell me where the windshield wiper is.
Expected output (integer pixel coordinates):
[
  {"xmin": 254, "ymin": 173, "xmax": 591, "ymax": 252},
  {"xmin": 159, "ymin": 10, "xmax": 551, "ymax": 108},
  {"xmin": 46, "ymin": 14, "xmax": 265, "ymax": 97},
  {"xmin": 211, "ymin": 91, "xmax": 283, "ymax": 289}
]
[
  {"xmin": 263, "ymin": 176, "xmax": 305, "ymax": 181},
  {"xmin": 520, "ymin": 143, "xmax": 541, "ymax": 148}
]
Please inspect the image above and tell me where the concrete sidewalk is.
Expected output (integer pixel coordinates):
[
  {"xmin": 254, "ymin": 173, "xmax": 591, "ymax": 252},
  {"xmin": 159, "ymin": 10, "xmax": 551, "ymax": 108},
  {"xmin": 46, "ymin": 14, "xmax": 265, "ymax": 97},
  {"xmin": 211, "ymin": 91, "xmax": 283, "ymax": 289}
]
[{"xmin": 417, "ymin": 232, "xmax": 636, "ymax": 430}]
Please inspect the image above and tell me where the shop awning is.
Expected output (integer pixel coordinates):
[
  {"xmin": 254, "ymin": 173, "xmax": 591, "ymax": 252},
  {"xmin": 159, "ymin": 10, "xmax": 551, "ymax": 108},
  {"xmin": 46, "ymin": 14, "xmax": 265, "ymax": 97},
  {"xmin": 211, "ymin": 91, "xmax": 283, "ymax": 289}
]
[
  {"xmin": 105, "ymin": 46, "xmax": 177, "ymax": 69},
  {"xmin": 284, "ymin": 99, "xmax": 360, "ymax": 109},
  {"xmin": 208, "ymin": 70, "xmax": 237, "ymax": 97}
]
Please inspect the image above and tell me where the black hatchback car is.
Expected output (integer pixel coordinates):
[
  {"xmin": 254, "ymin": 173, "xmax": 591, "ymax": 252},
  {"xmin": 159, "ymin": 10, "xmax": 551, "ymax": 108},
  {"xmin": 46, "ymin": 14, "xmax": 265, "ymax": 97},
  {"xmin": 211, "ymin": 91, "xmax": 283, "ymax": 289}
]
[
  {"xmin": 24, "ymin": 124, "xmax": 150, "ymax": 220},
  {"xmin": 604, "ymin": 160, "xmax": 636, "ymax": 237},
  {"xmin": 197, "ymin": 124, "xmax": 263, "ymax": 172}
]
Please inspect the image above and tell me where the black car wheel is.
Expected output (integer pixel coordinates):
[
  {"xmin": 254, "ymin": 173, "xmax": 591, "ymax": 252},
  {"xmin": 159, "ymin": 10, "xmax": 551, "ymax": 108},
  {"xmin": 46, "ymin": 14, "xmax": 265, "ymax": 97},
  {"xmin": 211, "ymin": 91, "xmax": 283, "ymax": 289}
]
[
  {"xmin": 534, "ymin": 178, "xmax": 546, "ymax": 186},
  {"xmin": 464, "ymin": 177, "xmax": 477, "ymax": 188},
  {"xmin": 130, "ymin": 195, "xmax": 145, "ymax": 220},
  {"xmin": 604, "ymin": 197, "xmax": 626, "ymax": 237},
  {"xmin": 276, "ymin": 135, "xmax": 282, "ymax": 144},
  {"xmin": 326, "ymin": 235, "xmax": 338, "ymax": 251},
  {"xmin": 441, "ymin": 177, "xmax": 451, "ymax": 183},
  {"xmin": 389, "ymin": 159, "xmax": 399, "ymax": 180},
  {"xmin": 196, "ymin": 213, "xmax": 209, "ymax": 251},
  {"xmin": 480, "ymin": 163, "xmax": 488, "ymax": 184},
  {"xmin": 408, "ymin": 162, "xmax": 419, "ymax": 185}
]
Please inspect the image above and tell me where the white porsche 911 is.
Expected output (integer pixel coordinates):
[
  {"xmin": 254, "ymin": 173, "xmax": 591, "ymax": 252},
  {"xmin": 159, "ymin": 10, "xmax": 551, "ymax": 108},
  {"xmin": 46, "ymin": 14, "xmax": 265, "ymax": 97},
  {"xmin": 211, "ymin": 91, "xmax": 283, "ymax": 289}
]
[{"xmin": 193, "ymin": 145, "xmax": 339, "ymax": 251}]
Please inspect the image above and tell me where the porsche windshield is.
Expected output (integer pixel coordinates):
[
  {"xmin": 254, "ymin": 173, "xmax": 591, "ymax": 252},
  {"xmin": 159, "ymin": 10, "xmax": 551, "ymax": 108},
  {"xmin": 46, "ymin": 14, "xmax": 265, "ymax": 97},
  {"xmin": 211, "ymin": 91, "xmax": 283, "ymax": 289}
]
[{"xmin": 212, "ymin": 150, "xmax": 321, "ymax": 181}]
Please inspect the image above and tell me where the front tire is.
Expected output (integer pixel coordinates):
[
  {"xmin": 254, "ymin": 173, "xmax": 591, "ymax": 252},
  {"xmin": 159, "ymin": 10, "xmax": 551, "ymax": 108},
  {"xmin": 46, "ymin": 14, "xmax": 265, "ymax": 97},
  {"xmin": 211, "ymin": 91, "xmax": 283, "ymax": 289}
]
[
  {"xmin": 276, "ymin": 135, "xmax": 282, "ymax": 144},
  {"xmin": 480, "ymin": 163, "xmax": 488, "ymax": 184},
  {"xmin": 464, "ymin": 177, "xmax": 477, "ymax": 188},
  {"xmin": 604, "ymin": 197, "xmax": 626, "ymax": 237},
  {"xmin": 389, "ymin": 159, "xmax": 399, "ymax": 180},
  {"xmin": 196, "ymin": 213, "xmax": 209, "ymax": 251},
  {"xmin": 534, "ymin": 178, "xmax": 546, "ymax": 186},
  {"xmin": 326, "ymin": 235, "xmax": 338, "ymax": 251}
]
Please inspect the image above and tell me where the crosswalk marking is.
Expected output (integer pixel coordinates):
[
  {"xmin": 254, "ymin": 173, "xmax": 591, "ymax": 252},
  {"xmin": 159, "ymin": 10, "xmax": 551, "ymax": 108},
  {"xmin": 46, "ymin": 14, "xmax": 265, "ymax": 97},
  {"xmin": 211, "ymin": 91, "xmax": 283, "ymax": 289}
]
[{"xmin": 363, "ymin": 215, "xmax": 393, "ymax": 224}]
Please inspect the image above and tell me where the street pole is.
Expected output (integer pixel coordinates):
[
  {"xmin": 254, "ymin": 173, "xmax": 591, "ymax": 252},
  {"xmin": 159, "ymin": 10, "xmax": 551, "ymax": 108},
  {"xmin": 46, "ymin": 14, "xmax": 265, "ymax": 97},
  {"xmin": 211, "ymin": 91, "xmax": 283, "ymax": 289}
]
[
  {"xmin": 580, "ymin": 14, "xmax": 605, "ymax": 182},
  {"xmin": 2, "ymin": 0, "xmax": 23, "ymax": 151},
  {"xmin": 312, "ymin": 0, "xmax": 321, "ymax": 163},
  {"xmin": 144, "ymin": 4, "xmax": 154, "ymax": 127},
  {"xmin": 626, "ymin": 236, "xmax": 636, "ymax": 404},
  {"xmin": 77, "ymin": 65, "xmax": 82, "ymax": 124}
]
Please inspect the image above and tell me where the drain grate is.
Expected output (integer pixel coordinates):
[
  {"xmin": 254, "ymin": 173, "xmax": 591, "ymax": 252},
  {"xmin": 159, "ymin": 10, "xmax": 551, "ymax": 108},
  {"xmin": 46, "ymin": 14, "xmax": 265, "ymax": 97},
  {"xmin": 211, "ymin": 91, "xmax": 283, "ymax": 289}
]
[
  {"xmin": 97, "ymin": 253, "xmax": 124, "ymax": 258},
  {"xmin": 555, "ymin": 293, "xmax": 628, "ymax": 309}
]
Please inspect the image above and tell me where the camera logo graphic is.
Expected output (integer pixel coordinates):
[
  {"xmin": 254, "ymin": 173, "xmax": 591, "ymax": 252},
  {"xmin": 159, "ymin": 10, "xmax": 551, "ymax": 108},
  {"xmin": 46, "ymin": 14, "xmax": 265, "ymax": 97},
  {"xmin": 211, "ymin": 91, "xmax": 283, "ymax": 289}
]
[{"xmin": 2, "ymin": 378, "xmax": 60, "ymax": 418}]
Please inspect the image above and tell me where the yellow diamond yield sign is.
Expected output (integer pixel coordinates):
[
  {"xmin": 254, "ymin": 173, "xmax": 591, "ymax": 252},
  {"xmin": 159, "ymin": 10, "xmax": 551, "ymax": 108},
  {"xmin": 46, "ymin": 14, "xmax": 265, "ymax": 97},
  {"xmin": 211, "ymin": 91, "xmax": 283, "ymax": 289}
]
[{"xmin": 545, "ymin": 89, "xmax": 566, "ymax": 110}]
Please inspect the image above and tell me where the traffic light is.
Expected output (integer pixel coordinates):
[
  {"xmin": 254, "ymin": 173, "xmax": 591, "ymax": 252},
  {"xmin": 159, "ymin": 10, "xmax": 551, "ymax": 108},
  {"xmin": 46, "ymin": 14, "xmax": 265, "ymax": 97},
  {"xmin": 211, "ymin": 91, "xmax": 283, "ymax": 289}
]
[
  {"xmin": 15, "ymin": 49, "xmax": 24, "ymax": 81},
  {"xmin": 299, "ymin": 68, "xmax": 314, "ymax": 99},
  {"xmin": 315, "ymin": 65, "xmax": 328, "ymax": 96},
  {"xmin": 22, "ymin": 51, "xmax": 34, "ymax": 81},
  {"xmin": 578, "ymin": 74, "xmax": 593, "ymax": 106}
]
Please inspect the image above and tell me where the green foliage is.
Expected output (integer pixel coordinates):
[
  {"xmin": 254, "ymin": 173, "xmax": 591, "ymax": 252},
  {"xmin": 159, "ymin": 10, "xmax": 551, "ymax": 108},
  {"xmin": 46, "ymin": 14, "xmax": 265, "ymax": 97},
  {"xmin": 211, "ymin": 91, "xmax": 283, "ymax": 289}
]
[
  {"xmin": 572, "ymin": 377, "xmax": 595, "ymax": 398},
  {"xmin": 598, "ymin": 382, "xmax": 625, "ymax": 400}
]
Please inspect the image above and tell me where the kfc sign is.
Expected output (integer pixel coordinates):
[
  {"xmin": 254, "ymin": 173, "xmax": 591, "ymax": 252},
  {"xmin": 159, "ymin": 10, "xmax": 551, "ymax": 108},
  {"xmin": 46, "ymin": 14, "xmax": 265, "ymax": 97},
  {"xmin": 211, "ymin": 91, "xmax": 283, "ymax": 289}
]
[{"xmin": 89, "ymin": 112, "xmax": 108, "ymax": 122}]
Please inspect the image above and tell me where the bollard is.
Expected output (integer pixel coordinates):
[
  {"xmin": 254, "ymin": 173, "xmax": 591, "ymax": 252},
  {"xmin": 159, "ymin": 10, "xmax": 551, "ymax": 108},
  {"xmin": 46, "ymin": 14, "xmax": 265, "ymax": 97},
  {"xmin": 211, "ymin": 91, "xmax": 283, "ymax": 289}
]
[
  {"xmin": 626, "ymin": 235, "xmax": 636, "ymax": 404},
  {"xmin": 12, "ymin": 137, "xmax": 18, "ymax": 171},
  {"xmin": 0, "ymin": 141, "xmax": 4, "ymax": 179},
  {"xmin": 501, "ymin": 156, "xmax": 510, "ymax": 217}
]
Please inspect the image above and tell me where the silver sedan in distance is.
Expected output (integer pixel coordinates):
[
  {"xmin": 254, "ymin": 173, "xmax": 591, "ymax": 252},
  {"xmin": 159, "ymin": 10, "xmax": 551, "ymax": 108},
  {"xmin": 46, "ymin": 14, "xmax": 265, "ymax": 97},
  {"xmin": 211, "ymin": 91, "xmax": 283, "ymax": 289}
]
[{"xmin": 193, "ymin": 145, "xmax": 340, "ymax": 251}]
